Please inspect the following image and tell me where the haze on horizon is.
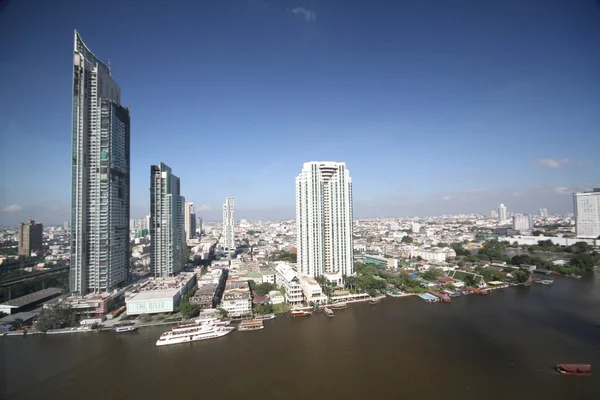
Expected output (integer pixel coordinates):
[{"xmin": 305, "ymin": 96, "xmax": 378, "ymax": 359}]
[{"xmin": 0, "ymin": 0, "xmax": 599, "ymax": 226}]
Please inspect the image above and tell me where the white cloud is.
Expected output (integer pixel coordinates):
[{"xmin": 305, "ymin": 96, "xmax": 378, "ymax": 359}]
[
  {"xmin": 552, "ymin": 186, "xmax": 571, "ymax": 195},
  {"xmin": 197, "ymin": 204, "xmax": 211, "ymax": 211},
  {"xmin": 441, "ymin": 196, "xmax": 452, "ymax": 201},
  {"xmin": 1, "ymin": 204, "xmax": 21, "ymax": 212},
  {"xmin": 537, "ymin": 158, "xmax": 569, "ymax": 168},
  {"xmin": 290, "ymin": 7, "xmax": 316, "ymax": 22}
]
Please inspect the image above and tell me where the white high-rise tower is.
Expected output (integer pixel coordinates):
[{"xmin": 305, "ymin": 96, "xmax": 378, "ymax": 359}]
[
  {"xmin": 574, "ymin": 189, "xmax": 600, "ymax": 238},
  {"xmin": 498, "ymin": 203, "xmax": 508, "ymax": 223},
  {"xmin": 296, "ymin": 161, "xmax": 354, "ymax": 283},
  {"xmin": 222, "ymin": 197, "xmax": 235, "ymax": 250},
  {"xmin": 150, "ymin": 163, "xmax": 186, "ymax": 277},
  {"xmin": 70, "ymin": 31, "xmax": 130, "ymax": 295}
]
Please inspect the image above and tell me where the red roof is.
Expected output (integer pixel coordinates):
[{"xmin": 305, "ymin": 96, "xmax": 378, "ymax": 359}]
[{"xmin": 438, "ymin": 277, "xmax": 456, "ymax": 283}]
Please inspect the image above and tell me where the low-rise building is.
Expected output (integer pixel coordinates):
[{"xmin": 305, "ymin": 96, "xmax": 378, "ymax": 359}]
[
  {"xmin": 299, "ymin": 276, "xmax": 328, "ymax": 304},
  {"xmin": 125, "ymin": 273, "xmax": 196, "ymax": 316},
  {"xmin": 274, "ymin": 263, "xmax": 303, "ymax": 305},
  {"xmin": 220, "ymin": 281, "xmax": 252, "ymax": 318},
  {"xmin": 268, "ymin": 290, "xmax": 285, "ymax": 305}
]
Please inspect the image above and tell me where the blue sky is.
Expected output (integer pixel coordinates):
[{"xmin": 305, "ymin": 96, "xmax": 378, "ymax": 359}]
[{"xmin": 0, "ymin": 0, "xmax": 599, "ymax": 225}]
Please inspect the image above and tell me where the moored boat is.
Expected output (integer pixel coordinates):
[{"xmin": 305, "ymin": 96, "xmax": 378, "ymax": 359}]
[
  {"xmin": 156, "ymin": 324, "xmax": 234, "ymax": 346},
  {"xmin": 330, "ymin": 302, "xmax": 347, "ymax": 310},
  {"xmin": 323, "ymin": 307, "xmax": 334, "ymax": 317},
  {"xmin": 238, "ymin": 320, "xmax": 264, "ymax": 331},
  {"xmin": 254, "ymin": 313, "xmax": 275, "ymax": 321},
  {"xmin": 290, "ymin": 310, "xmax": 312, "ymax": 318},
  {"xmin": 114, "ymin": 325, "xmax": 137, "ymax": 333},
  {"xmin": 369, "ymin": 297, "xmax": 383, "ymax": 304},
  {"xmin": 556, "ymin": 364, "xmax": 591, "ymax": 376}
]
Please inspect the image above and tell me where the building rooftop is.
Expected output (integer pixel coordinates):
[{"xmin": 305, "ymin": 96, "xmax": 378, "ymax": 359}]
[
  {"xmin": 0, "ymin": 288, "xmax": 62, "ymax": 308},
  {"xmin": 127, "ymin": 289, "xmax": 179, "ymax": 302}
]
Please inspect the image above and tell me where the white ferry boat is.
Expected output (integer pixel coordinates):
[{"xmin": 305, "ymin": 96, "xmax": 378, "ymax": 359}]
[
  {"xmin": 114, "ymin": 325, "xmax": 137, "ymax": 333},
  {"xmin": 254, "ymin": 313, "xmax": 276, "ymax": 321},
  {"xmin": 156, "ymin": 322, "xmax": 234, "ymax": 346}
]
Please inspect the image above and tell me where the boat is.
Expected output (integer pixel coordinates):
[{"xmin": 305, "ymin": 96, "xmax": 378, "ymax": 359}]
[
  {"xmin": 290, "ymin": 310, "xmax": 312, "ymax": 318},
  {"xmin": 556, "ymin": 364, "xmax": 591, "ymax": 376},
  {"xmin": 114, "ymin": 325, "xmax": 137, "ymax": 333},
  {"xmin": 323, "ymin": 307, "xmax": 334, "ymax": 317},
  {"xmin": 238, "ymin": 320, "xmax": 264, "ymax": 331},
  {"xmin": 536, "ymin": 280, "xmax": 554, "ymax": 285},
  {"xmin": 478, "ymin": 290, "xmax": 489, "ymax": 295},
  {"xmin": 254, "ymin": 313, "xmax": 275, "ymax": 321},
  {"xmin": 369, "ymin": 297, "xmax": 382, "ymax": 304},
  {"xmin": 330, "ymin": 302, "xmax": 347, "ymax": 310},
  {"xmin": 461, "ymin": 290, "xmax": 471, "ymax": 295},
  {"xmin": 156, "ymin": 323, "xmax": 234, "ymax": 346}
]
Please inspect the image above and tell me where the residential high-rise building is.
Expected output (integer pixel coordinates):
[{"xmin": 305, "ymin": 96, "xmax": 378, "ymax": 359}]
[
  {"xmin": 18, "ymin": 220, "xmax": 43, "ymax": 257},
  {"xmin": 296, "ymin": 161, "xmax": 354, "ymax": 283},
  {"xmin": 539, "ymin": 208, "xmax": 548, "ymax": 218},
  {"xmin": 512, "ymin": 214, "xmax": 533, "ymax": 233},
  {"xmin": 63, "ymin": 220, "xmax": 70, "ymax": 230},
  {"xmin": 490, "ymin": 210, "xmax": 498, "ymax": 219},
  {"xmin": 498, "ymin": 203, "xmax": 508, "ymax": 223},
  {"xmin": 150, "ymin": 162, "xmax": 186, "ymax": 277},
  {"xmin": 197, "ymin": 217, "xmax": 203, "ymax": 235},
  {"xmin": 222, "ymin": 197, "xmax": 235, "ymax": 250},
  {"xmin": 184, "ymin": 201, "xmax": 196, "ymax": 241},
  {"xmin": 70, "ymin": 31, "xmax": 130, "ymax": 295},
  {"xmin": 573, "ymin": 189, "xmax": 600, "ymax": 238}
]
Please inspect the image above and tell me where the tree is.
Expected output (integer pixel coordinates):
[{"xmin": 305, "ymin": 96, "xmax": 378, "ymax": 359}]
[
  {"xmin": 35, "ymin": 303, "xmax": 77, "ymax": 332},
  {"xmin": 401, "ymin": 236, "xmax": 413, "ymax": 244},
  {"xmin": 253, "ymin": 304, "xmax": 273, "ymax": 314},
  {"xmin": 216, "ymin": 308, "xmax": 229, "ymax": 318},
  {"xmin": 10, "ymin": 318, "xmax": 24, "ymax": 331},
  {"xmin": 180, "ymin": 299, "xmax": 200, "ymax": 319},
  {"xmin": 253, "ymin": 282, "xmax": 275, "ymax": 296},
  {"xmin": 513, "ymin": 269, "xmax": 530, "ymax": 284},
  {"xmin": 421, "ymin": 268, "xmax": 442, "ymax": 281}
]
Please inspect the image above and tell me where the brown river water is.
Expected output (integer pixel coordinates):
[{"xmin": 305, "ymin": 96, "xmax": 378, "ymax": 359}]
[{"xmin": 2, "ymin": 273, "xmax": 600, "ymax": 400}]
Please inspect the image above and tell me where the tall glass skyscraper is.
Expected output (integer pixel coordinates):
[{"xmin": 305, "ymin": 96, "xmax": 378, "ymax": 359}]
[
  {"xmin": 70, "ymin": 31, "xmax": 131, "ymax": 295},
  {"xmin": 150, "ymin": 163, "xmax": 186, "ymax": 277},
  {"xmin": 296, "ymin": 162, "xmax": 354, "ymax": 283}
]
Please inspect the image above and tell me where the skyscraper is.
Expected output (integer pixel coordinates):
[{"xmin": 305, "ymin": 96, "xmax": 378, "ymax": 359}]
[
  {"xmin": 150, "ymin": 163, "xmax": 186, "ymax": 277},
  {"xmin": 222, "ymin": 197, "xmax": 235, "ymax": 250},
  {"xmin": 573, "ymin": 189, "xmax": 600, "ymax": 238},
  {"xmin": 296, "ymin": 161, "xmax": 354, "ymax": 282},
  {"xmin": 539, "ymin": 208, "xmax": 548, "ymax": 218},
  {"xmin": 184, "ymin": 201, "xmax": 196, "ymax": 241},
  {"xmin": 498, "ymin": 203, "xmax": 507, "ymax": 223},
  {"xmin": 70, "ymin": 31, "xmax": 130, "ymax": 295},
  {"xmin": 18, "ymin": 220, "xmax": 43, "ymax": 257}
]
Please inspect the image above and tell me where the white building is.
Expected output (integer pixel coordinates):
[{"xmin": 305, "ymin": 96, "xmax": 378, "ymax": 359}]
[
  {"xmin": 295, "ymin": 161, "xmax": 353, "ymax": 281},
  {"xmin": 126, "ymin": 273, "xmax": 196, "ymax": 315},
  {"xmin": 150, "ymin": 162, "xmax": 186, "ymax": 277},
  {"xmin": 268, "ymin": 290, "xmax": 285, "ymax": 305},
  {"xmin": 70, "ymin": 31, "xmax": 130, "ymax": 295},
  {"xmin": 539, "ymin": 208, "xmax": 548, "ymax": 218},
  {"xmin": 299, "ymin": 276, "xmax": 328, "ymax": 305},
  {"xmin": 222, "ymin": 197, "xmax": 235, "ymax": 251},
  {"xmin": 184, "ymin": 202, "xmax": 196, "ymax": 241},
  {"xmin": 409, "ymin": 247, "xmax": 456, "ymax": 262},
  {"xmin": 574, "ymin": 189, "xmax": 600, "ymax": 238},
  {"xmin": 274, "ymin": 263, "xmax": 303, "ymax": 304},
  {"xmin": 498, "ymin": 204, "xmax": 508, "ymax": 224},
  {"xmin": 220, "ymin": 281, "xmax": 252, "ymax": 318},
  {"xmin": 411, "ymin": 222, "xmax": 421, "ymax": 233},
  {"xmin": 512, "ymin": 214, "xmax": 533, "ymax": 233}
]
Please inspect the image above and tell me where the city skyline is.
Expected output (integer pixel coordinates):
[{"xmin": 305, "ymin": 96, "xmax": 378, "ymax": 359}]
[{"xmin": 1, "ymin": 1, "xmax": 600, "ymax": 225}]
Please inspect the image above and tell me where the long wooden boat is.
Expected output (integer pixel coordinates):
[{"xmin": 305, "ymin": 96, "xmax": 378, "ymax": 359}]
[{"xmin": 556, "ymin": 364, "xmax": 591, "ymax": 376}]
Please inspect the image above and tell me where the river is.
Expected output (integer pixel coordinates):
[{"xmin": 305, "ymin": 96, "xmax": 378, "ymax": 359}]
[{"xmin": 3, "ymin": 273, "xmax": 600, "ymax": 400}]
